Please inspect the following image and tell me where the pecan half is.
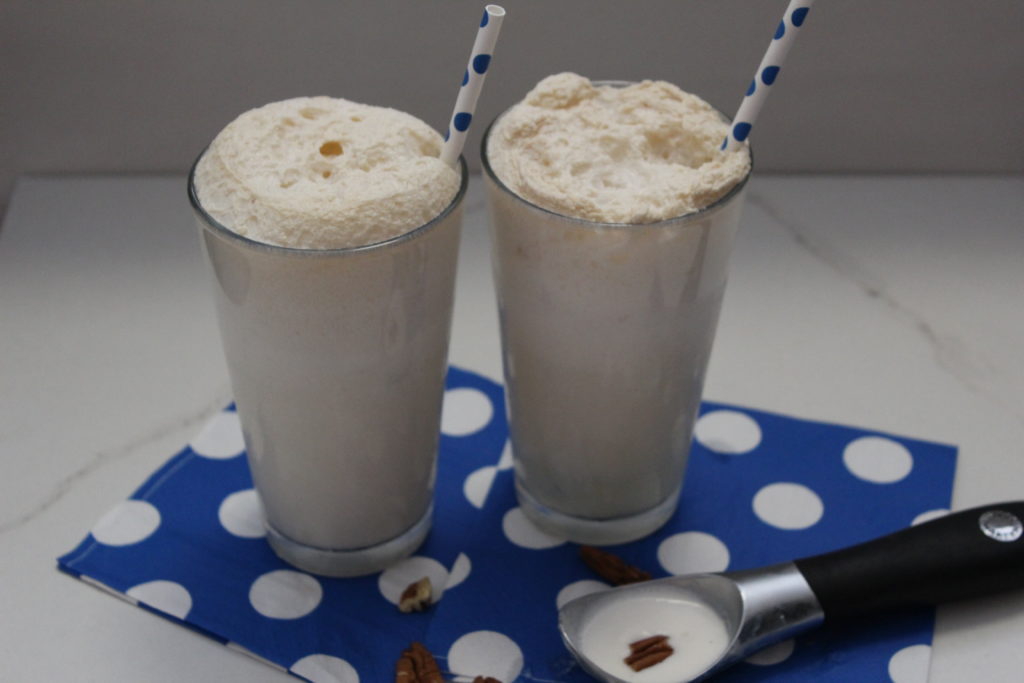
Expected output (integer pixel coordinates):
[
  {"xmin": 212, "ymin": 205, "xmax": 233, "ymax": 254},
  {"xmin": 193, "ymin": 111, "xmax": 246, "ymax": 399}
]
[
  {"xmin": 579, "ymin": 546, "xmax": 652, "ymax": 585},
  {"xmin": 395, "ymin": 642, "xmax": 444, "ymax": 683},
  {"xmin": 625, "ymin": 634, "xmax": 674, "ymax": 672},
  {"xmin": 398, "ymin": 576, "xmax": 433, "ymax": 613}
]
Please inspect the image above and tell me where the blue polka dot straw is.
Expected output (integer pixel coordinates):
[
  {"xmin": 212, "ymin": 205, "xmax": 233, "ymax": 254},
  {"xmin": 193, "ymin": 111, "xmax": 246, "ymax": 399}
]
[
  {"xmin": 723, "ymin": 0, "xmax": 815, "ymax": 152},
  {"xmin": 439, "ymin": 5, "xmax": 506, "ymax": 168}
]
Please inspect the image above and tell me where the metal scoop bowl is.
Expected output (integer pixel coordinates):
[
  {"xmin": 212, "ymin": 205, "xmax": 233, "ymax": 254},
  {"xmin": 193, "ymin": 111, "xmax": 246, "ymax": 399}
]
[{"xmin": 560, "ymin": 501, "xmax": 1024, "ymax": 682}]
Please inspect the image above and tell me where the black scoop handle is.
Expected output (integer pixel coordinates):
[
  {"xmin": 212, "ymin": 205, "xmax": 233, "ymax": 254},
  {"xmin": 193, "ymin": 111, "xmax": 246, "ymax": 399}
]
[{"xmin": 794, "ymin": 501, "xmax": 1024, "ymax": 620}]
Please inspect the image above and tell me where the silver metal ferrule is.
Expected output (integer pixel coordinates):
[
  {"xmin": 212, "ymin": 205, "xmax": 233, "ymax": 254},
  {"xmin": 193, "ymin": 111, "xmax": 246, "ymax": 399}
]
[{"xmin": 725, "ymin": 561, "xmax": 824, "ymax": 660}]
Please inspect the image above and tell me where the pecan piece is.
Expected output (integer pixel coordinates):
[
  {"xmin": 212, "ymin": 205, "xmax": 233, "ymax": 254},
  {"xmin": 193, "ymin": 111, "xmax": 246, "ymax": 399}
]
[
  {"xmin": 625, "ymin": 634, "xmax": 674, "ymax": 672},
  {"xmin": 472, "ymin": 678, "xmax": 503, "ymax": 683},
  {"xmin": 395, "ymin": 641, "xmax": 444, "ymax": 683},
  {"xmin": 398, "ymin": 576, "xmax": 433, "ymax": 613},
  {"xmin": 579, "ymin": 546, "xmax": 652, "ymax": 585}
]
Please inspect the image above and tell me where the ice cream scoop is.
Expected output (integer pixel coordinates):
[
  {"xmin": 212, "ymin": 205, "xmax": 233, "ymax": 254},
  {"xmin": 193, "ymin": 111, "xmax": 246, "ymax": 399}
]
[{"xmin": 559, "ymin": 501, "xmax": 1024, "ymax": 682}]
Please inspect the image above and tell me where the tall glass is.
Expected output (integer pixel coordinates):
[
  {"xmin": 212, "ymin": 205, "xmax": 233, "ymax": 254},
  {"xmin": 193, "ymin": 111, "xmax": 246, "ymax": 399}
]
[
  {"xmin": 189, "ymin": 156, "xmax": 466, "ymax": 576},
  {"xmin": 482, "ymin": 116, "xmax": 750, "ymax": 545}
]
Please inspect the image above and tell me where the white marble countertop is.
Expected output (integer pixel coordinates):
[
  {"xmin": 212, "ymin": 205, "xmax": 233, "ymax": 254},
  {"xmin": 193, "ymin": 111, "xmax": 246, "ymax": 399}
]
[{"xmin": 1, "ymin": 174, "xmax": 1022, "ymax": 681}]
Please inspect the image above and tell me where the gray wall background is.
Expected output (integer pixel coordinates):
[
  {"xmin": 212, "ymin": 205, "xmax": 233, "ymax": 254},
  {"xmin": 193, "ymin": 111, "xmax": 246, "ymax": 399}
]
[{"xmin": 2, "ymin": 1, "xmax": 1022, "ymax": 218}]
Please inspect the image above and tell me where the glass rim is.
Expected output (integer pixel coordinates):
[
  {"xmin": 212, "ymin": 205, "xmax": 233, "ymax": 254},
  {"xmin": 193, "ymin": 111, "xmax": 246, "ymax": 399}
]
[
  {"xmin": 188, "ymin": 150, "xmax": 468, "ymax": 256},
  {"xmin": 480, "ymin": 79, "xmax": 753, "ymax": 229}
]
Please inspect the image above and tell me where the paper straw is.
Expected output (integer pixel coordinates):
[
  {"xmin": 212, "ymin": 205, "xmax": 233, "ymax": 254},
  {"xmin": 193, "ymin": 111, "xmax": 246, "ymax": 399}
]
[
  {"xmin": 723, "ymin": 0, "xmax": 815, "ymax": 151},
  {"xmin": 439, "ymin": 4, "xmax": 506, "ymax": 168}
]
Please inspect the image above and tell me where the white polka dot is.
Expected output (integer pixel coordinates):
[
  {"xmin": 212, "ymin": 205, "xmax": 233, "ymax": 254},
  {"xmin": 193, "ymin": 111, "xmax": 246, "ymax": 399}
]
[
  {"xmin": 190, "ymin": 411, "xmax": 245, "ymax": 459},
  {"xmin": 218, "ymin": 489, "xmax": 265, "ymax": 538},
  {"xmin": 695, "ymin": 410, "xmax": 762, "ymax": 454},
  {"xmin": 378, "ymin": 556, "xmax": 448, "ymax": 607},
  {"xmin": 441, "ymin": 388, "xmax": 493, "ymax": 436},
  {"xmin": 745, "ymin": 639, "xmax": 795, "ymax": 666},
  {"xmin": 447, "ymin": 631, "xmax": 523, "ymax": 681},
  {"xmin": 912, "ymin": 508, "xmax": 949, "ymax": 526},
  {"xmin": 291, "ymin": 654, "xmax": 359, "ymax": 683},
  {"xmin": 126, "ymin": 580, "xmax": 192, "ymax": 620},
  {"xmin": 92, "ymin": 500, "xmax": 161, "ymax": 546},
  {"xmin": 657, "ymin": 531, "xmax": 731, "ymax": 575},
  {"xmin": 888, "ymin": 644, "xmax": 931, "ymax": 683},
  {"xmin": 843, "ymin": 436, "xmax": 913, "ymax": 483},
  {"xmin": 464, "ymin": 466, "xmax": 497, "ymax": 509},
  {"xmin": 502, "ymin": 507, "xmax": 566, "ymax": 550},
  {"xmin": 753, "ymin": 483, "xmax": 824, "ymax": 530},
  {"xmin": 556, "ymin": 580, "xmax": 610, "ymax": 610},
  {"xmin": 446, "ymin": 553, "xmax": 472, "ymax": 590},
  {"xmin": 497, "ymin": 441, "xmax": 514, "ymax": 470},
  {"xmin": 249, "ymin": 570, "xmax": 322, "ymax": 619}
]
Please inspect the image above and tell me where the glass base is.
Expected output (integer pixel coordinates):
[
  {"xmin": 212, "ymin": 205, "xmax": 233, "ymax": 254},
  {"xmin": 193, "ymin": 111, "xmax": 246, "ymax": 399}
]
[
  {"xmin": 265, "ymin": 504, "xmax": 432, "ymax": 577},
  {"xmin": 516, "ymin": 481, "xmax": 681, "ymax": 546}
]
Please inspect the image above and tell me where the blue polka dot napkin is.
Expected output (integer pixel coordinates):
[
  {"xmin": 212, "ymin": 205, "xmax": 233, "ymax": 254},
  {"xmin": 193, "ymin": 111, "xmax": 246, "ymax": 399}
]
[{"xmin": 59, "ymin": 366, "xmax": 956, "ymax": 682}]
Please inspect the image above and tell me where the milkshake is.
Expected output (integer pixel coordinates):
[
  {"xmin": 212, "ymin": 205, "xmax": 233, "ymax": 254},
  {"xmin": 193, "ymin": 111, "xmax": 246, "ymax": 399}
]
[
  {"xmin": 483, "ymin": 74, "xmax": 751, "ymax": 544},
  {"xmin": 190, "ymin": 96, "xmax": 465, "ymax": 576}
]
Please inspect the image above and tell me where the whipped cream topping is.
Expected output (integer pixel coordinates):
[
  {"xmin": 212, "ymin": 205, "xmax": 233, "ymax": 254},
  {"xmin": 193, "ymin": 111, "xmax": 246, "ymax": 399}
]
[
  {"xmin": 195, "ymin": 96, "xmax": 459, "ymax": 249},
  {"xmin": 487, "ymin": 73, "xmax": 750, "ymax": 223}
]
